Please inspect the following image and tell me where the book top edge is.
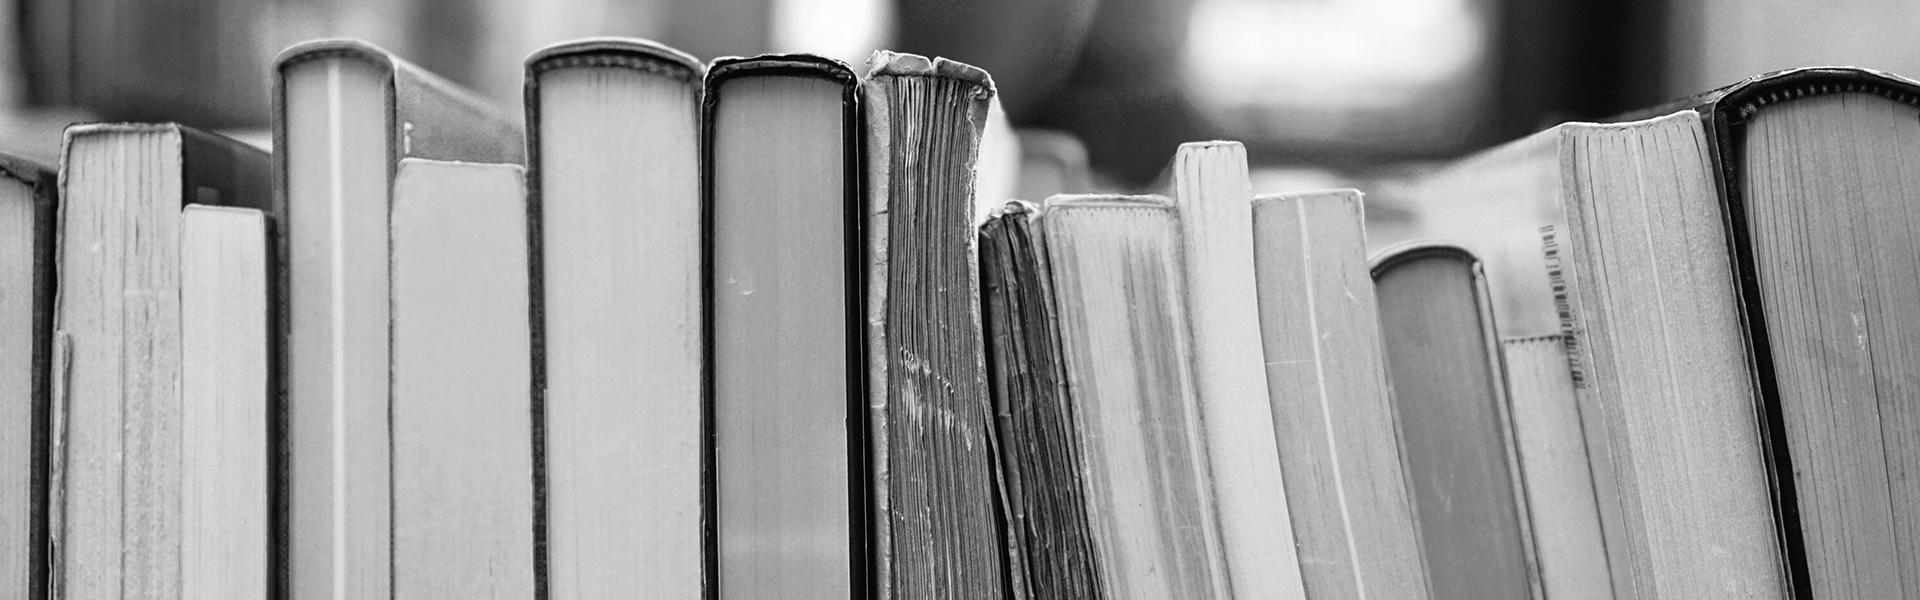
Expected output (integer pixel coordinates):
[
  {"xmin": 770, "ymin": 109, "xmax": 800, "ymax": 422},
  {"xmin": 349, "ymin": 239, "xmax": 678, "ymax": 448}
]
[
  {"xmin": 706, "ymin": 54, "xmax": 855, "ymax": 85},
  {"xmin": 273, "ymin": 38, "xmax": 504, "ymax": 117},
  {"xmin": 1369, "ymin": 241, "xmax": 1480, "ymax": 274},
  {"xmin": 1253, "ymin": 188, "xmax": 1362, "ymax": 204},
  {"xmin": 275, "ymin": 38, "xmax": 400, "ymax": 71},
  {"xmin": 1176, "ymin": 140, "xmax": 1246, "ymax": 153},
  {"xmin": 1715, "ymin": 66, "xmax": 1920, "ymax": 119},
  {"xmin": 1614, "ymin": 66, "xmax": 1920, "ymax": 123},
  {"xmin": 985, "ymin": 199, "xmax": 1040, "ymax": 221},
  {"xmin": 397, "ymin": 157, "xmax": 528, "ymax": 174},
  {"xmin": 181, "ymin": 203, "xmax": 266, "ymax": 217},
  {"xmin": 527, "ymin": 38, "xmax": 703, "ymax": 80},
  {"xmin": 63, "ymin": 122, "xmax": 183, "ymax": 144},
  {"xmin": 1042, "ymin": 193, "xmax": 1172, "ymax": 210},
  {"xmin": 64, "ymin": 122, "xmax": 263, "ymax": 154},
  {"xmin": 865, "ymin": 51, "xmax": 994, "ymax": 92}
]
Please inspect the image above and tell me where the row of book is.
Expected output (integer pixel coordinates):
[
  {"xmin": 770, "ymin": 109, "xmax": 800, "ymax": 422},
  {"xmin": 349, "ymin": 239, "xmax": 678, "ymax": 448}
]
[{"xmin": 1, "ymin": 34, "xmax": 1917, "ymax": 600}]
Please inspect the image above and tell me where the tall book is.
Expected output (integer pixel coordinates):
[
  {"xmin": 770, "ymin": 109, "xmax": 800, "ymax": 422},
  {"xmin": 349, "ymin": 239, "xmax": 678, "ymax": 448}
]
[
  {"xmin": 1036, "ymin": 194, "xmax": 1233, "ymax": 598},
  {"xmin": 862, "ymin": 51, "xmax": 1006, "ymax": 600},
  {"xmin": 977, "ymin": 201, "xmax": 1101, "ymax": 599},
  {"xmin": 1250, "ymin": 189, "xmax": 1430, "ymax": 600},
  {"xmin": 0, "ymin": 156, "xmax": 54, "ymax": 600},
  {"xmin": 388, "ymin": 159, "xmax": 535, "ymax": 599},
  {"xmin": 53, "ymin": 123, "xmax": 272, "ymax": 600},
  {"xmin": 1169, "ymin": 141, "xmax": 1307, "ymax": 600},
  {"xmin": 1370, "ymin": 245, "xmax": 1539, "ymax": 600},
  {"xmin": 273, "ymin": 38, "xmax": 523, "ymax": 600},
  {"xmin": 1662, "ymin": 68, "xmax": 1920, "ymax": 598},
  {"xmin": 524, "ymin": 38, "xmax": 705, "ymax": 599},
  {"xmin": 705, "ymin": 54, "xmax": 864, "ymax": 599},
  {"xmin": 180, "ymin": 205, "xmax": 270, "ymax": 600},
  {"xmin": 1397, "ymin": 106, "xmax": 1781, "ymax": 596}
]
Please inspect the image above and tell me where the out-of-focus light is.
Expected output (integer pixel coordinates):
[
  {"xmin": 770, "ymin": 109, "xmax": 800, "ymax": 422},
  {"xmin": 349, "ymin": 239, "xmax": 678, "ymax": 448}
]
[
  {"xmin": 1183, "ymin": 0, "xmax": 1490, "ymax": 149},
  {"xmin": 773, "ymin": 0, "xmax": 893, "ymax": 65}
]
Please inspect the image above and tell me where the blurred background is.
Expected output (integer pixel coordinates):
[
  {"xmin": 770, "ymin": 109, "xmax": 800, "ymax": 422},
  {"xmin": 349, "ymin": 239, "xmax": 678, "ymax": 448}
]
[{"xmin": 3, "ymin": 0, "xmax": 1918, "ymax": 225}]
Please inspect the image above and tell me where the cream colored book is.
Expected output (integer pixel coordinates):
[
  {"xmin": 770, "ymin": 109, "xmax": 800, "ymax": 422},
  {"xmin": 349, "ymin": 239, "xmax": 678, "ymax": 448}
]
[
  {"xmin": 1250, "ymin": 189, "xmax": 1430, "ymax": 600},
  {"xmin": 388, "ymin": 159, "xmax": 535, "ymax": 599},
  {"xmin": 180, "ymin": 205, "xmax": 270, "ymax": 600},
  {"xmin": 525, "ymin": 39, "xmax": 704, "ymax": 599},
  {"xmin": 1040, "ymin": 194, "xmax": 1230, "ymax": 599}
]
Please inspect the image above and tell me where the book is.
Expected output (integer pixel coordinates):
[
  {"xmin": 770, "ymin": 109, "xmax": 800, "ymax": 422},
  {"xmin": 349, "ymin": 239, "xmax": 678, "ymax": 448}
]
[
  {"xmin": 1499, "ymin": 335, "xmax": 1612, "ymax": 600},
  {"xmin": 273, "ymin": 38, "xmax": 523, "ymax": 600},
  {"xmin": 1035, "ymin": 194, "xmax": 1232, "ymax": 598},
  {"xmin": 1370, "ymin": 244, "xmax": 1539, "ymax": 600},
  {"xmin": 179, "ymin": 204, "xmax": 270, "ymax": 600},
  {"xmin": 0, "ymin": 155, "xmax": 54, "ymax": 600},
  {"xmin": 388, "ymin": 159, "xmax": 535, "ymax": 599},
  {"xmin": 705, "ymin": 54, "xmax": 863, "ymax": 599},
  {"xmin": 1168, "ymin": 141, "xmax": 1306, "ymax": 600},
  {"xmin": 862, "ymin": 51, "xmax": 1006, "ymax": 599},
  {"xmin": 977, "ymin": 201, "xmax": 1101, "ymax": 600},
  {"xmin": 524, "ymin": 38, "xmax": 705, "ymax": 600},
  {"xmin": 1249, "ymin": 189, "xmax": 1430, "ymax": 600},
  {"xmin": 53, "ymin": 122, "xmax": 272, "ymax": 600},
  {"xmin": 1667, "ymin": 68, "xmax": 1920, "ymax": 598}
]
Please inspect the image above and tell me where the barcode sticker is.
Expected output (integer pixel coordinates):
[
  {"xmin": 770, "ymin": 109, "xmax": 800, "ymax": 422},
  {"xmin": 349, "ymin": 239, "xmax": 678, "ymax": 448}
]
[{"xmin": 1542, "ymin": 225, "xmax": 1585, "ymax": 388}]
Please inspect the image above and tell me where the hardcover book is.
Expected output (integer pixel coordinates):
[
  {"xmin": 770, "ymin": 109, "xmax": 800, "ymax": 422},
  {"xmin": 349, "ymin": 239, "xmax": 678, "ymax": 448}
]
[
  {"xmin": 273, "ymin": 39, "xmax": 523, "ymax": 600},
  {"xmin": 525, "ymin": 38, "xmax": 706, "ymax": 600}
]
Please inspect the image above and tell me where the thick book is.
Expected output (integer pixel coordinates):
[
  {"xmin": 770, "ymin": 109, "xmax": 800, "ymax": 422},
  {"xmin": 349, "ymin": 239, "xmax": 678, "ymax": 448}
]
[
  {"xmin": 1650, "ymin": 68, "xmax": 1920, "ymax": 598},
  {"xmin": 273, "ymin": 38, "xmax": 523, "ymax": 600},
  {"xmin": 1169, "ymin": 142, "xmax": 1306, "ymax": 600},
  {"xmin": 388, "ymin": 159, "xmax": 535, "ymax": 599},
  {"xmin": 1249, "ymin": 189, "xmax": 1430, "ymax": 600},
  {"xmin": 705, "ymin": 54, "xmax": 864, "ymax": 599},
  {"xmin": 524, "ymin": 38, "xmax": 705, "ymax": 600},
  {"xmin": 1033, "ymin": 194, "xmax": 1233, "ymax": 598},
  {"xmin": 0, "ymin": 155, "xmax": 54, "ymax": 600},
  {"xmin": 862, "ymin": 51, "xmax": 1006, "ymax": 600},
  {"xmin": 53, "ymin": 123, "xmax": 272, "ymax": 600},
  {"xmin": 180, "ymin": 205, "xmax": 270, "ymax": 600},
  {"xmin": 1370, "ymin": 244, "xmax": 1539, "ymax": 600},
  {"xmin": 977, "ymin": 201, "xmax": 1101, "ymax": 600}
]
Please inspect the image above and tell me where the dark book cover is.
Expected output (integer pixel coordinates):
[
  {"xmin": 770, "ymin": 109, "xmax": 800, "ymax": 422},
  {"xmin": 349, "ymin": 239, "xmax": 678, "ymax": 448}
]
[
  {"xmin": 1616, "ymin": 67, "xmax": 1920, "ymax": 596},
  {"xmin": 0, "ymin": 155, "xmax": 56, "ymax": 600},
  {"xmin": 700, "ymin": 53, "xmax": 867, "ymax": 600}
]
